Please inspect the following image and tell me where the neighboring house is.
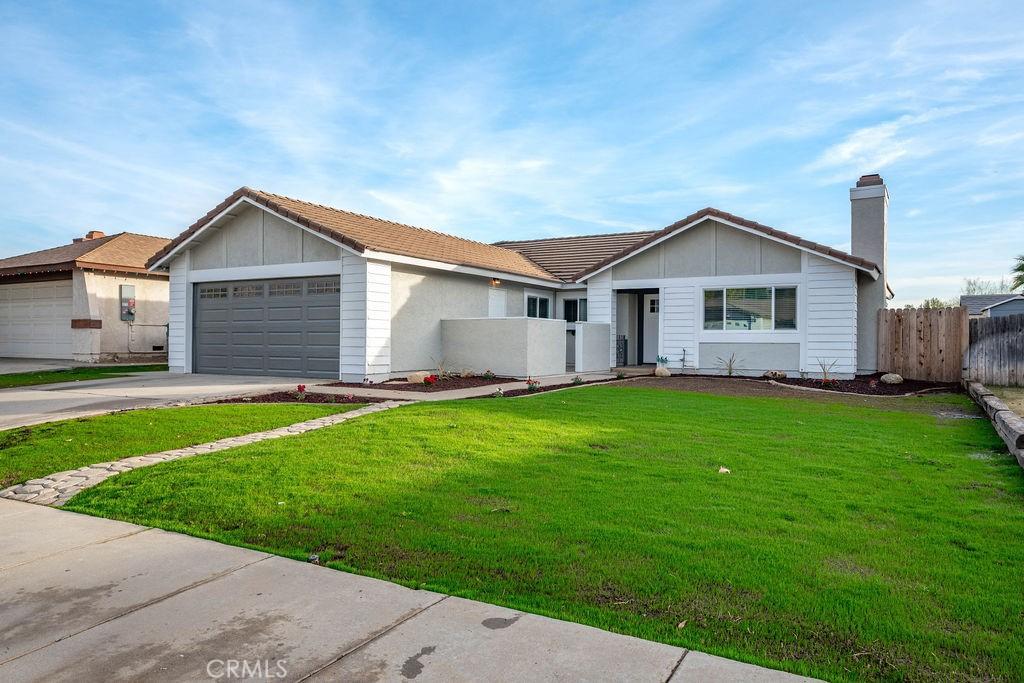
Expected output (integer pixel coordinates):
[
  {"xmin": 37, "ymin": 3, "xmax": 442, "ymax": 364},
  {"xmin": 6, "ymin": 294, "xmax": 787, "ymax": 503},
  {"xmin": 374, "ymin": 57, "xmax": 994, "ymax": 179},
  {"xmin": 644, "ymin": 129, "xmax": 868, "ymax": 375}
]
[
  {"xmin": 148, "ymin": 174, "xmax": 892, "ymax": 380},
  {"xmin": 960, "ymin": 294, "xmax": 1024, "ymax": 319},
  {"xmin": 0, "ymin": 231, "xmax": 171, "ymax": 361}
]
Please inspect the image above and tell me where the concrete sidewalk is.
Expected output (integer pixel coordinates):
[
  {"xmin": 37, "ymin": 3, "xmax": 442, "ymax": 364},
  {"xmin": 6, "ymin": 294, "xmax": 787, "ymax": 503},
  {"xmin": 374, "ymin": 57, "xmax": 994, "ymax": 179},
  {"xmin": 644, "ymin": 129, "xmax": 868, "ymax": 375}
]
[{"xmin": 0, "ymin": 499, "xmax": 816, "ymax": 682}]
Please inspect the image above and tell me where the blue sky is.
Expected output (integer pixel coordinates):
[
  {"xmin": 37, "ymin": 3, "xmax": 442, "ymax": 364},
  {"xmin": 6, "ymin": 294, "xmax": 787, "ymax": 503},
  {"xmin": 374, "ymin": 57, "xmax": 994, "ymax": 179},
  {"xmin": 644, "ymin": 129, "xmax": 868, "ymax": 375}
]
[{"xmin": 1, "ymin": 1, "xmax": 1022, "ymax": 305}]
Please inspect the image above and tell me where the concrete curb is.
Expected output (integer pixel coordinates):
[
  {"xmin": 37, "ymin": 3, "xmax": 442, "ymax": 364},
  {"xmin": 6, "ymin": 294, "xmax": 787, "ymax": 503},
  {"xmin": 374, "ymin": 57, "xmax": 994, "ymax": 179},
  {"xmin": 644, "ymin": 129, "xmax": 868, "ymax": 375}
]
[{"xmin": 966, "ymin": 381, "xmax": 1024, "ymax": 467}]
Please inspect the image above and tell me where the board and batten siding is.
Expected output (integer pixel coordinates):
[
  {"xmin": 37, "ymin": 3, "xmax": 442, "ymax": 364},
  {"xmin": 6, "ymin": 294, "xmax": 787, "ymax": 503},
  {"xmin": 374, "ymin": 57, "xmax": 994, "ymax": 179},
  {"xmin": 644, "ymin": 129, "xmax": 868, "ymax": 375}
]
[
  {"xmin": 167, "ymin": 252, "xmax": 189, "ymax": 372},
  {"xmin": 586, "ymin": 270, "xmax": 616, "ymax": 366},
  {"xmin": 804, "ymin": 254, "xmax": 857, "ymax": 375},
  {"xmin": 660, "ymin": 284, "xmax": 697, "ymax": 370},
  {"xmin": 340, "ymin": 254, "xmax": 391, "ymax": 381}
]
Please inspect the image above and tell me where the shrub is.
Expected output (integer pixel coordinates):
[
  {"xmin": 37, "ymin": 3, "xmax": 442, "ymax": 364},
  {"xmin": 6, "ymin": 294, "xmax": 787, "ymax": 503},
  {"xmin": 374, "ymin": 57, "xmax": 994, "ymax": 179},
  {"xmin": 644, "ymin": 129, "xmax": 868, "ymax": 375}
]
[
  {"xmin": 615, "ymin": 371, "xmax": 627, "ymax": 380},
  {"xmin": 525, "ymin": 377, "xmax": 541, "ymax": 393},
  {"xmin": 482, "ymin": 369, "xmax": 496, "ymax": 380},
  {"xmin": 423, "ymin": 374, "xmax": 439, "ymax": 385},
  {"xmin": 571, "ymin": 376, "xmax": 584, "ymax": 385}
]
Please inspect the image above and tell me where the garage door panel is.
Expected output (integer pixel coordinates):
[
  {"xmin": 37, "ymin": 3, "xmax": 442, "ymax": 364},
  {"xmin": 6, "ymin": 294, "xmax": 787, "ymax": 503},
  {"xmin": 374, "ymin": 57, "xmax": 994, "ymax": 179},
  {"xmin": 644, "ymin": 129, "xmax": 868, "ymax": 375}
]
[
  {"xmin": 193, "ymin": 277, "xmax": 340, "ymax": 378},
  {"xmin": 231, "ymin": 307, "xmax": 267, "ymax": 322},
  {"xmin": 0, "ymin": 280, "xmax": 73, "ymax": 359},
  {"xmin": 267, "ymin": 307, "xmax": 302, "ymax": 321}
]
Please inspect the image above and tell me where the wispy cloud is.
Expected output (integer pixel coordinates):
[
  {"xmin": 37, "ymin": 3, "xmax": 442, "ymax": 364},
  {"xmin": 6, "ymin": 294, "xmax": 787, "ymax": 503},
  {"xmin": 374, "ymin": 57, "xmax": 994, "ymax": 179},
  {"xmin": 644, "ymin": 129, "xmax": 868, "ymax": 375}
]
[{"xmin": 0, "ymin": 0, "xmax": 1021, "ymax": 303}]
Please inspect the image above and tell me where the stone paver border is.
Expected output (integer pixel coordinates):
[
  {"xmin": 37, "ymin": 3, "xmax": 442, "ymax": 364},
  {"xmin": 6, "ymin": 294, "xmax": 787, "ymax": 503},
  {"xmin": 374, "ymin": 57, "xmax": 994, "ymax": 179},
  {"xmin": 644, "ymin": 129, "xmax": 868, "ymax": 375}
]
[{"xmin": 0, "ymin": 400, "xmax": 403, "ymax": 507}]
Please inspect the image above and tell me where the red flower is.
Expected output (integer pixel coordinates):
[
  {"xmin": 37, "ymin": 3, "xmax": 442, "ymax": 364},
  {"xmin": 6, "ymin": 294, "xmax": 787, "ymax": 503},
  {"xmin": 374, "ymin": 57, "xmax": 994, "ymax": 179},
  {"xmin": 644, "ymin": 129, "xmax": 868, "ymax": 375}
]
[
  {"xmin": 297, "ymin": 384, "xmax": 306, "ymax": 393},
  {"xmin": 424, "ymin": 374, "xmax": 438, "ymax": 385}
]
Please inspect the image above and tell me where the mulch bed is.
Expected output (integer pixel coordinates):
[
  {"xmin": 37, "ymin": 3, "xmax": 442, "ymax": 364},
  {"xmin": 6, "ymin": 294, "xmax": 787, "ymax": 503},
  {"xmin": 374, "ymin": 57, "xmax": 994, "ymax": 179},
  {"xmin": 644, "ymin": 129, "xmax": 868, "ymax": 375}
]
[
  {"xmin": 773, "ymin": 373, "xmax": 960, "ymax": 396},
  {"xmin": 326, "ymin": 376, "xmax": 513, "ymax": 392},
  {"xmin": 214, "ymin": 392, "xmax": 390, "ymax": 405}
]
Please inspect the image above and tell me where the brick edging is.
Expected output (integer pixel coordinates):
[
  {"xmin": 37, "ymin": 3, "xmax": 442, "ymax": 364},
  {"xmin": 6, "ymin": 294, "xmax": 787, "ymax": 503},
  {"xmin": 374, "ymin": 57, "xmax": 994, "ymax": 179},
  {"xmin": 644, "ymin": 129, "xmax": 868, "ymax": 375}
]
[{"xmin": 966, "ymin": 381, "xmax": 1024, "ymax": 467}]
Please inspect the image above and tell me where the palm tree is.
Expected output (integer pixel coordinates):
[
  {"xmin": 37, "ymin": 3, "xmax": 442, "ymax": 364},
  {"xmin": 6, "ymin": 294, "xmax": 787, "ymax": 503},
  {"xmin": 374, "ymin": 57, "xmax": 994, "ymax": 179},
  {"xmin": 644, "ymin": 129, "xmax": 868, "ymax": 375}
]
[{"xmin": 1013, "ymin": 254, "xmax": 1024, "ymax": 291}]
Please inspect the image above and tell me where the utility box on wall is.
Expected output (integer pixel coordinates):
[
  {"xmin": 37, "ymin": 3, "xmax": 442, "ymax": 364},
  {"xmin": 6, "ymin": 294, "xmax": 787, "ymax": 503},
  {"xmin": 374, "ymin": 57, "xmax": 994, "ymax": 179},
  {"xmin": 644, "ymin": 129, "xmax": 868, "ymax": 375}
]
[{"xmin": 120, "ymin": 284, "xmax": 136, "ymax": 322}]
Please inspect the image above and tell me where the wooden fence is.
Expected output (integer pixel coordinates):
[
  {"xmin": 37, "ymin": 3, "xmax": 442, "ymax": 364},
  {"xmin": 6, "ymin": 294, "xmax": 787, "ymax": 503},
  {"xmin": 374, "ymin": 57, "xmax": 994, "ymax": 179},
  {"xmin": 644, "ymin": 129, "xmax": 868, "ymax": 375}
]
[
  {"xmin": 877, "ymin": 307, "xmax": 968, "ymax": 382},
  {"xmin": 967, "ymin": 314, "xmax": 1024, "ymax": 386}
]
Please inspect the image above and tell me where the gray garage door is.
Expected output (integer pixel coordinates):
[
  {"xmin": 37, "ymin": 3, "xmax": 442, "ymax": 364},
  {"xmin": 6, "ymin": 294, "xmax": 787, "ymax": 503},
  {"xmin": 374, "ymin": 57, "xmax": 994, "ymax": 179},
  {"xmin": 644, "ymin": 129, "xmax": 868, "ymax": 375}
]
[{"xmin": 193, "ymin": 277, "xmax": 340, "ymax": 378}]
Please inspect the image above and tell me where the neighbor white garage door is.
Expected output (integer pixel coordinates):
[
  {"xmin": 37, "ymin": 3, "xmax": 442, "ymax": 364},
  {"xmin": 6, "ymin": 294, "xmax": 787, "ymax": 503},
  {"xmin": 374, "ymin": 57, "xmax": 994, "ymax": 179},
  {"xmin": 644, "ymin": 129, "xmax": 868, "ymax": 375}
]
[{"xmin": 0, "ymin": 280, "xmax": 74, "ymax": 358}]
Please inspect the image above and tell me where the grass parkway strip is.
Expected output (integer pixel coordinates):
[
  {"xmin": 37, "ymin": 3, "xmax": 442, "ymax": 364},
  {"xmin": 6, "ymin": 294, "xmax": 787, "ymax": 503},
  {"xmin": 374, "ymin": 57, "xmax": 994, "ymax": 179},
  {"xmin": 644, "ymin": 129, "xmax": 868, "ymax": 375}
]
[
  {"xmin": 0, "ymin": 363, "xmax": 168, "ymax": 389},
  {"xmin": 0, "ymin": 404, "xmax": 361, "ymax": 489},
  {"xmin": 64, "ymin": 385, "xmax": 1024, "ymax": 681}
]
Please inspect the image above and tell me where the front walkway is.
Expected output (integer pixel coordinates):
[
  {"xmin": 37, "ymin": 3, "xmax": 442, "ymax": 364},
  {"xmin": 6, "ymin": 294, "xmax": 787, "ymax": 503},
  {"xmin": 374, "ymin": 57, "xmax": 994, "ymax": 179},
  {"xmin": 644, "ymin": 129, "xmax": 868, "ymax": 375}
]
[
  {"xmin": 315, "ymin": 371, "xmax": 618, "ymax": 402},
  {"xmin": 0, "ymin": 498, "xmax": 816, "ymax": 682}
]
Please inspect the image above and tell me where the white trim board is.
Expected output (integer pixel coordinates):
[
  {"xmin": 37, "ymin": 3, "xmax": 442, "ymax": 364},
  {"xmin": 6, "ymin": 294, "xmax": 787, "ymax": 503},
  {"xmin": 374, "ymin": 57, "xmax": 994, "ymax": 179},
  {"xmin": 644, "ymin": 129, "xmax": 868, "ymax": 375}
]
[
  {"xmin": 364, "ymin": 250, "xmax": 562, "ymax": 289},
  {"xmin": 187, "ymin": 260, "xmax": 342, "ymax": 284},
  {"xmin": 577, "ymin": 215, "xmax": 879, "ymax": 283}
]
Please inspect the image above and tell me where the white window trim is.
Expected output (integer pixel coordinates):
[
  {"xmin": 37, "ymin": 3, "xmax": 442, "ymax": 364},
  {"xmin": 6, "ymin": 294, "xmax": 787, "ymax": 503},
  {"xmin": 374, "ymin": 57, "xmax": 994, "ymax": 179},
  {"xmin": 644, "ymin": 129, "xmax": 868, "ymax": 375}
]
[
  {"xmin": 699, "ymin": 284, "xmax": 801, "ymax": 341},
  {"xmin": 524, "ymin": 288, "xmax": 554, "ymax": 319},
  {"xmin": 561, "ymin": 296, "xmax": 588, "ymax": 323}
]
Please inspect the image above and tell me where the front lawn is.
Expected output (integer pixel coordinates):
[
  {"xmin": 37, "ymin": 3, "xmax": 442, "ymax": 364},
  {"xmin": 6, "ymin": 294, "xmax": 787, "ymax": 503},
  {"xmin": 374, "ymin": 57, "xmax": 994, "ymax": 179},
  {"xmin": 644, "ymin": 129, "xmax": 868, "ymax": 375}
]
[
  {"xmin": 0, "ymin": 363, "xmax": 168, "ymax": 389},
  {"xmin": 67, "ymin": 387, "xmax": 1023, "ymax": 681},
  {"xmin": 0, "ymin": 404, "xmax": 360, "ymax": 488}
]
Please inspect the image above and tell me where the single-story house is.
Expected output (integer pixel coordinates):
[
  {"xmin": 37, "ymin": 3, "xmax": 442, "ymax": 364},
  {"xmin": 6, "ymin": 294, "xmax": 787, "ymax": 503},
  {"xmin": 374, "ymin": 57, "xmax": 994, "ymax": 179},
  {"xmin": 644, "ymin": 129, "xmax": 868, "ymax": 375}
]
[
  {"xmin": 0, "ymin": 231, "xmax": 171, "ymax": 361},
  {"xmin": 147, "ymin": 174, "xmax": 893, "ymax": 380},
  {"xmin": 960, "ymin": 294, "xmax": 1024, "ymax": 319}
]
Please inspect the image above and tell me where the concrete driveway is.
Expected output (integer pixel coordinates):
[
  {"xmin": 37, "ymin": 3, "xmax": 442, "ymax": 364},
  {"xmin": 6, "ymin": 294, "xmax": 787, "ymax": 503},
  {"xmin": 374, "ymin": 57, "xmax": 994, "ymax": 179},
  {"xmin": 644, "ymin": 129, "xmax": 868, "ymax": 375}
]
[
  {"xmin": 0, "ymin": 372, "xmax": 323, "ymax": 430},
  {"xmin": 0, "ymin": 499, "xmax": 815, "ymax": 682}
]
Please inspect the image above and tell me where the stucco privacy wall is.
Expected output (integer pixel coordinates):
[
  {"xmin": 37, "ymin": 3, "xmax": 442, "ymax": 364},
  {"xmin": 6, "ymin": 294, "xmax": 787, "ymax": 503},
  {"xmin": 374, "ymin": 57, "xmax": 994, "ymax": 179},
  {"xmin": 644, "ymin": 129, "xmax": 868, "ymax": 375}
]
[
  {"xmin": 441, "ymin": 317, "xmax": 567, "ymax": 377},
  {"xmin": 610, "ymin": 220, "xmax": 802, "ymax": 280},
  {"xmin": 390, "ymin": 265, "xmax": 530, "ymax": 373},
  {"xmin": 188, "ymin": 203, "xmax": 340, "ymax": 269},
  {"xmin": 574, "ymin": 322, "xmax": 611, "ymax": 373}
]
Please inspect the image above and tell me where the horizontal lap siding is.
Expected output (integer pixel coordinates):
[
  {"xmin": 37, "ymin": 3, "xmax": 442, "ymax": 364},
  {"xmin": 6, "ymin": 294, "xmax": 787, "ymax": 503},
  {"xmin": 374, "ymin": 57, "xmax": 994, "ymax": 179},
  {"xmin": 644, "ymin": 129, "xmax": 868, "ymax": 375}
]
[
  {"xmin": 805, "ymin": 256, "xmax": 857, "ymax": 374},
  {"xmin": 586, "ymin": 271, "xmax": 615, "ymax": 367},
  {"xmin": 662, "ymin": 285, "xmax": 696, "ymax": 370},
  {"xmin": 167, "ymin": 255, "xmax": 188, "ymax": 371}
]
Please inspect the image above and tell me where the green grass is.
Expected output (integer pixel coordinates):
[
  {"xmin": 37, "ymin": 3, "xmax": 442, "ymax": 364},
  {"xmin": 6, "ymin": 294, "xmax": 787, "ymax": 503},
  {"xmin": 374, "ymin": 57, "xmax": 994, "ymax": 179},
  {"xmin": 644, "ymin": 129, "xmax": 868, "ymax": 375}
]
[
  {"xmin": 0, "ymin": 363, "xmax": 168, "ymax": 389},
  {"xmin": 67, "ymin": 387, "xmax": 1024, "ymax": 681},
  {"xmin": 1, "ymin": 404, "xmax": 361, "ymax": 487}
]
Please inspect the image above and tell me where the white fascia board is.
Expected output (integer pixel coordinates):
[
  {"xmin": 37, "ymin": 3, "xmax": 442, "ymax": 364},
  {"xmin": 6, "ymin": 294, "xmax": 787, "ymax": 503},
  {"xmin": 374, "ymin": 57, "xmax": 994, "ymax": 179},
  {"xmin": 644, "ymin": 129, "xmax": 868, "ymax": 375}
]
[
  {"xmin": 362, "ymin": 249, "xmax": 563, "ymax": 289},
  {"xmin": 148, "ymin": 196, "xmax": 362, "ymax": 271},
  {"xmin": 187, "ymin": 260, "xmax": 343, "ymax": 283},
  {"xmin": 612, "ymin": 273, "xmax": 804, "ymax": 290},
  {"xmin": 980, "ymin": 295, "xmax": 1024, "ymax": 311},
  {"xmin": 576, "ymin": 215, "xmax": 879, "ymax": 282}
]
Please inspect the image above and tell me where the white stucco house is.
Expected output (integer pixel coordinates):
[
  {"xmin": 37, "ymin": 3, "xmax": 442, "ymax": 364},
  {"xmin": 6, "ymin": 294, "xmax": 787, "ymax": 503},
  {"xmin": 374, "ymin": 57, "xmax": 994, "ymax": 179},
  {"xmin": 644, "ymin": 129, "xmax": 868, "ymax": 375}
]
[
  {"xmin": 0, "ymin": 231, "xmax": 171, "ymax": 361},
  {"xmin": 148, "ymin": 174, "xmax": 892, "ymax": 381}
]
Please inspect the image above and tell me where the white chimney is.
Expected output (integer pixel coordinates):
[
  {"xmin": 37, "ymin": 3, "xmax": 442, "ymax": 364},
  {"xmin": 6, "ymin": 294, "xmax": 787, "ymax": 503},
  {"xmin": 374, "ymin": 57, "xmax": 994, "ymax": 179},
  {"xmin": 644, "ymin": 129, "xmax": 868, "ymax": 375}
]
[{"xmin": 850, "ymin": 173, "xmax": 889, "ymax": 374}]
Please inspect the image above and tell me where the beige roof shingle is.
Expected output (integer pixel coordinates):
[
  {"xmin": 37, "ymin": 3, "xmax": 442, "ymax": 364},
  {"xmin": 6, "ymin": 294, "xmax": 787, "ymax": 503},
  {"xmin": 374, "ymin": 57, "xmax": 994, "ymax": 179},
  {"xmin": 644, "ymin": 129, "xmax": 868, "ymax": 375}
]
[
  {"xmin": 149, "ymin": 188, "xmax": 561, "ymax": 282},
  {"xmin": 0, "ymin": 233, "xmax": 171, "ymax": 277}
]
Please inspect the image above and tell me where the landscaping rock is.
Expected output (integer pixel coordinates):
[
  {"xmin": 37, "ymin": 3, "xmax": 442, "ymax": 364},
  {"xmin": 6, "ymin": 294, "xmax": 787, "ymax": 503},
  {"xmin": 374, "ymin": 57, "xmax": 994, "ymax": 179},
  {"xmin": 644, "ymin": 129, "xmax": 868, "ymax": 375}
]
[
  {"xmin": 879, "ymin": 373, "xmax": 903, "ymax": 384},
  {"xmin": 654, "ymin": 367, "xmax": 671, "ymax": 378},
  {"xmin": 406, "ymin": 371, "xmax": 430, "ymax": 384},
  {"xmin": 762, "ymin": 370, "xmax": 787, "ymax": 380}
]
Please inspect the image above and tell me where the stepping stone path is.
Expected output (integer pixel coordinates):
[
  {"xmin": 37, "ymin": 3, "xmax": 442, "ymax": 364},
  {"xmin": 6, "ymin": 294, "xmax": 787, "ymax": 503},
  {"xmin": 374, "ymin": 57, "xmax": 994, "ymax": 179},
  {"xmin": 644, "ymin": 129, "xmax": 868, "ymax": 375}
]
[{"xmin": 0, "ymin": 401, "xmax": 403, "ymax": 507}]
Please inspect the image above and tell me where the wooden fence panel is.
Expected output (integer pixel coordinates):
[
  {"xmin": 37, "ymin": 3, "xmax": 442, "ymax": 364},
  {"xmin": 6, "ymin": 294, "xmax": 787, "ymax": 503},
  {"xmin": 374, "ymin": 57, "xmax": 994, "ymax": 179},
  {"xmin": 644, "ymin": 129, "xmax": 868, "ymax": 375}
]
[
  {"xmin": 877, "ymin": 307, "xmax": 968, "ymax": 382},
  {"xmin": 968, "ymin": 314, "xmax": 1024, "ymax": 387}
]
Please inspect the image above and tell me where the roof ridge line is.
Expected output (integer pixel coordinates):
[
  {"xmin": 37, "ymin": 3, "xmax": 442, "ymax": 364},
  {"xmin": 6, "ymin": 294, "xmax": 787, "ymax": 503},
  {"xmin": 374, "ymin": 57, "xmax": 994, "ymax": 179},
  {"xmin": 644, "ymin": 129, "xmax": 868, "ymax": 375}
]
[
  {"xmin": 494, "ymin": 228, "xmax": 657, "ymax": 245},
  {"xmin": 252, "ymin": 189, "xmax": 526, "ymax": 255}
]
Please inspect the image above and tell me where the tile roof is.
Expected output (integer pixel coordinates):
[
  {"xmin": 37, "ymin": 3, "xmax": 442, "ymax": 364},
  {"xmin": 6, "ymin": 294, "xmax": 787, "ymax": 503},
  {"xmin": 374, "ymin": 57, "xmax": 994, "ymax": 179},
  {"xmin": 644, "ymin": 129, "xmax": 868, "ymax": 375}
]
[
  {"xmin": 572, "ymin": 207, "xmax": 881, "ymax": 281},
  {"xmin": 0, "ymin": 233, "xmax": 170, "ymax": 277},
  {"xmin": 495, "ymin": 231, "xmax": 657, "ymax": 281},
  {"xmin": 148, "ymin": 188, "xmax": 561, "ymax": 282},
  {"xmin": 960, "ymin": 294, "xmax": 1023, "ymax": 315}
]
